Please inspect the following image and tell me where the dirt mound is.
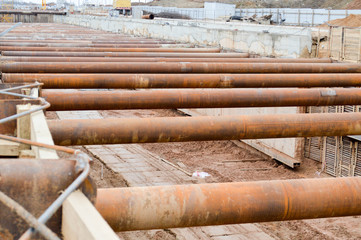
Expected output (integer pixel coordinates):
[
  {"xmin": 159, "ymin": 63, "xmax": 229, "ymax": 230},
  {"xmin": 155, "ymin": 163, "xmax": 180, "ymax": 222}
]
[
  {"xmin": 346, "ymin": 0, "xmax": 361, "ymax": 9},
  {"xmin": 321, "ymin": 14, "xmax": 361, "ymax": 27}
]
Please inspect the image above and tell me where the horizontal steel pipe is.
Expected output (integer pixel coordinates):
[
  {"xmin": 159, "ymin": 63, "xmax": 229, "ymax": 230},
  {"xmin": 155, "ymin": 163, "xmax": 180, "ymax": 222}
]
[
  {"xmin": 0, "ymin": 159, "xmax": 77, "ymax": 238},
  {"xmin": 0, "ymin": 56, "xmax": 332, "ymax": 63},
  {"xmin": 0, "ymin": 46, "xmax": 220, "ymax": 53},
  {"xmin": 1, "ymin": 51, "xmax": 248, "ymax": 58},
  {"xmin": 142, "ymin": 14, "xmax": 155, "ymax": 19},
  {"xmin": 96, "ymin": 177, "xmax": 361, "ymax": 231},
  {"xmin": 4, "ymin": 73, "xmax": 361, "ymax": 89},
  {"xmin": 0, "ymin": 40, "xmax": 176, "ymax": 44},
  {"xmin": 43, "ymin": 88, "xmax": 361, "ymax": 111},
  {"xmin": 2, "ymin": 62, "xmax": 360, "ymax": 74},
  {"xmin": 0, "ymin": 43, "xmax": 176, "ymax": 47},
  {"xmin": 48, "ymin": 112, "xmax": 361, "ymax": 146}
]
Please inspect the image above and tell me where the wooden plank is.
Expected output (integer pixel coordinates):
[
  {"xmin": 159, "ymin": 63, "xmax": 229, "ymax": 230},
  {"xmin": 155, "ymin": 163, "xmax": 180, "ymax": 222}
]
[
  {"xmin": 0, "ymin": 139, "xmax": 19, "ymax": 156},
  {"xmin": 16, "ymin": 104, "xmax": 31, "ymax": 151},
  {"xmin": 62, "ymin": 191, "xmax": 118, "ymax": 240},
  {"xmin": 19, "ymin": 149, "xmax": 36, "ymax": 158},
  {"xmin": 30, "ymin": 105, "xmax": 58, "ymax": 159}
]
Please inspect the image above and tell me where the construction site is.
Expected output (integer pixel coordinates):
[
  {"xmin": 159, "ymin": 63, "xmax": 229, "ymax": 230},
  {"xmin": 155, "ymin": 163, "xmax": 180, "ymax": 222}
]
[{"xmin": 2, "ymin": 0, "xmax": 361, "ymax": 239}]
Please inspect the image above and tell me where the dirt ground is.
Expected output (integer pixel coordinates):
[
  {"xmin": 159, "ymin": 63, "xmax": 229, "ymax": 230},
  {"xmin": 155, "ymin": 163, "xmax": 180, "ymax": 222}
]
[{"xmin": 46, "ymin": 108, "xmax": 361, "ymax": 239}]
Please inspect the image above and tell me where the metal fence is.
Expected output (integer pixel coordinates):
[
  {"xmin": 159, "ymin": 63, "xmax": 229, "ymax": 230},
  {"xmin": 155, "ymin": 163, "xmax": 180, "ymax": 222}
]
[
  {"xmin": 241, "ymin": 8, "xmax": 361, "ymax": 26},
  {"xmin": 132, "ymin": 6, "xmax": 361, "ymax": 26}
]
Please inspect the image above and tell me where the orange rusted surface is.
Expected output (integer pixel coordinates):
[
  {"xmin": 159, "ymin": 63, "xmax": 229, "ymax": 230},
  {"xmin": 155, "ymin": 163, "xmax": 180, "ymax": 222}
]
[
  {"xmin": 43, "ymin": 88, "xmax": 361, "ymax": 111},
  {"xmin": 96, "ymin": 177, "xmax": 361, "ymax": 231},
  {"xmin": 4, "ymin": 73, "xmax": 361, "ymax": 89},
  {"xmin": 0, "ymin": 46, "xmax": 220, "ymax": 52},
  {"xmin": 0, "ymin": 56, "xmax": 332, "ymax": 63},
  {"xmin": 48, "ymin": 112, "xmax": 361, "ymax": 146},
  {"xmin": 1, "ymin": 62, "xmax": 361, "ymax": 73},
  {"xmin": 0, "ymin": 159, "xmax": 76, "ymax": 238},
  {"xmin": 1, "ymin": 51, "xmax": 246, "ymax": 58}
]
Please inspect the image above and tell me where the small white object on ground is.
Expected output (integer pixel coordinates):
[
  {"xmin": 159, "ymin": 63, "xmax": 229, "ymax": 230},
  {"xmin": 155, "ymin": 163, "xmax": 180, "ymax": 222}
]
[{"xmin": 192, "ymin": 171, "xmax": 211, "ymax": 178}]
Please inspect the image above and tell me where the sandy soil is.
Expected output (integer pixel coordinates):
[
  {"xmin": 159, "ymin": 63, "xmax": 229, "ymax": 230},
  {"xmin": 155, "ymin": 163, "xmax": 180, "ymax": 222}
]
[{"xmin": 45, "ymin": 111, "xmax": 127, "ymax": 189}]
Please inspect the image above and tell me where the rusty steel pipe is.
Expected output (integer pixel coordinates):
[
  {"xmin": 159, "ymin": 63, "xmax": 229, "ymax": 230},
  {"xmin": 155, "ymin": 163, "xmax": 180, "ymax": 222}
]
[
  {"xmin": 0, "ymin": 43, "xmax": 175, "ymax": 47},
  {"xmin": 0, "ymin": 40, "xmax": 176, "ymax": 44},
  {"xmin": 2, "ymin": 62, "xmax": 360, "ymax": 74},
  {"xmin": 43, "ymin": 88, "xmax": 361, "ymax": 111},
  {"xmin": 0, "ymin": 43, "xmax": 179, "ymax": 48},
  {"xmin": 1, "ymin": 51, "xmax": 248, "ymax": 58},
  {"xmin": 96, "ymin": 177, "xmax": 361, "ymax": 231},
  {"xmin": 0, "ymin": 56, "xmax": 332, "ymax": 63},
  {"xmin": 0, "ymin": 46, "xmax": 220, "ymax": 52},
  {"xmin": 4, "ymin": 73, "xmax": 360, "ymax": 89},
  {"xmin": 48, "ymin": 112, "xmax": 361, "ymax": 146},
  {"xmin": 0, "ymin": 159, "xmax": 77, "ymax": 239},
  {"xmin": 142, "ymin": 14, "xmax": 155, "ymax": 19}
]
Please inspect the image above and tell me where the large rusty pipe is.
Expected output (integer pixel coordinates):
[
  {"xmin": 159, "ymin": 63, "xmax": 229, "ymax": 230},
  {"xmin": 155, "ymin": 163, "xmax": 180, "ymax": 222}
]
[
  {"xmin": 0, "ymin": 43, "xmax": 175, "ymax": 47},
  {"xmin": 0, "ymin": 56, "xmax": 332, "ymax": 63},
  {"xmin": 1, "ymin": 51, "xmax": 248, "ymax": 58},
  {"xmin": 48, "ymin": 112, "xmax": 361, "ymax": 146},
  {"xmin": 43, "ymin": 88, "xmax": 361, "ymax": 111},
  {"xmin": 96, "ymin": 177, "xmax": 361, "ymax": 231},
  {"xmin": 4, "ymin": 73, "xmax": 361, "ymax": 89},
  {"xmin": 2, "ymin": 62, "xmax": 360, "ymax": 74},
  {"xmin": 0, "ymin": 46, "xmax": 220, "ymax": 52},
  {"xmin": 0, "ymin": 159, "xmax": 77, "ymax": 238},
  {"xmin": 0, "ymin": 40, "xmax": 176, "ymax": 44},
  {"xmin": 142, "ymin": 14, "xmax": 155, "ymax": 19}
]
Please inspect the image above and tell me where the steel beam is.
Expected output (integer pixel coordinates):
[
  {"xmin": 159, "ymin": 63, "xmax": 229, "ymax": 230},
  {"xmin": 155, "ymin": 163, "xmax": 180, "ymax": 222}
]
[
  {"xmin": 96, "ymin": 177, "xmax": 361, "ymax": 231},
  {"xmin": 2, "ymin": 62, "xmax": 361, "ymax": 73},
  {"xmin": 48, "ymin": 112, "xmax": 361, "ymax": 146},
  {"xmin": 4, "ymin": 73, "xmax": 361, "ymax": 89},
  {"xmin": 43, "ymin": 88, "xmax": 361, "ymax": 111}
]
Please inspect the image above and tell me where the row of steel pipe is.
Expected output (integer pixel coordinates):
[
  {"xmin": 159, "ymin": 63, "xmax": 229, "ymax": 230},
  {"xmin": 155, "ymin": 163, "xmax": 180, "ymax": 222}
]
[
  {"xmin": 0, "ymin": 43, "xmax": 179, "ymax": 47},
  {"xmin": 0, "ymin": 40, "xmax": 177, "ymax": 44},
  {"xmin": 42, "ymin": 88, "xmax": 361, "ymax": 111},
  {"xmin": 0, "ymin": 56, "xmax": 332, "ymax": 63},
  {"xmin": 4, "ymin": 73, "xmax": 360, "ymax": 88},
  {"xmin": 96, "ymin": 177, "xmax": 361, "ymax": 231},
  {"xmin": 2, "ymin": 159, "xmax": 361, "ymax": 233},
  {"xmin": 48, "ymin": 112, "xmax": 361, "ymax": 146},
  {"xmin": 0, "ymin": 46, "xmax": 220, "ymax": 52},
  {"xmin": 1, "ymin": 51, "xmax": 248, "ymax": 58},
  {"xmin": 1, "ymin": 44, "xmax": 195, "ymax": 49},
  {"xmin": 2, "ymin": 62, "xmax": 360, "ymax": 73}
]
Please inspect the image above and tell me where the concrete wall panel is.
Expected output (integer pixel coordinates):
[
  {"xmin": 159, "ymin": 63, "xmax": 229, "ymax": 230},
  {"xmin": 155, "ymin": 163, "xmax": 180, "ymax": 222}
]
[{"xmin": 54, "ymin": 15, "xmax": 312, "ymax": 58}]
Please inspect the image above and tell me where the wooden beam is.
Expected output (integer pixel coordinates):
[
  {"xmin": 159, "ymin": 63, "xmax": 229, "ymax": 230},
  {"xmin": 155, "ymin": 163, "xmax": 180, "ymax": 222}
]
[
  {"xmin": 30, "ymin": 105, "xmax": 58, "ymax": 159},
  {"xmin": 62, "ymin": 191, "xmax": 119, "ymax": 240},
  {"xmin": 19, "ymin": 149, "xmax": 36, "ymax": 158},
  {"xmin": 0, "ymin": 139, "xmax": 19, "ymax": 156},
  {"xmin": 17, "ymin": 104, "xmax": 31, "ymax": 151}
]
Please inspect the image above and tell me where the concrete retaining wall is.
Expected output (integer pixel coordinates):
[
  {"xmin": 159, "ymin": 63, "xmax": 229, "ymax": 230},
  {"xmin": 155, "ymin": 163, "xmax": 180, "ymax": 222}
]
[{"xmin": 54, "ymin": 14, "xmax": 312, "ymax": 57}]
